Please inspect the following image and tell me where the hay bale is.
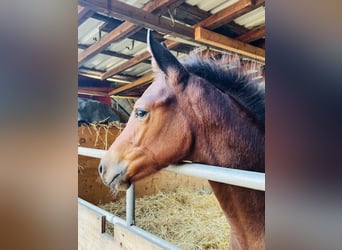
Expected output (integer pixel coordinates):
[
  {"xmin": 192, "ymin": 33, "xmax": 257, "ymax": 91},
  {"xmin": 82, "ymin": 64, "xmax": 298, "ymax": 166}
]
[
  {"xmin": 99, "ymin": 188, "xmax": 230, "ymax": 249},
  {"xmin": 78, "ymin": 121, "xmax": 125, "ymax": 150}
]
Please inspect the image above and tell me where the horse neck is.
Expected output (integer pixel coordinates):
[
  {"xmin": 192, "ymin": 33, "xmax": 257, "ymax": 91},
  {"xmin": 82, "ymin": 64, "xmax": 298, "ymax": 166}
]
[
  {"xmin": 183, "ymin": 88, "xmax": 265, "ymax": 249},
  {"xmin": 210, "ymin": 182, "xmax": 265, "ymax": 250},
  {"xmin": 185, "ymin": 89, "xmax": 264, "ymax": 170}
]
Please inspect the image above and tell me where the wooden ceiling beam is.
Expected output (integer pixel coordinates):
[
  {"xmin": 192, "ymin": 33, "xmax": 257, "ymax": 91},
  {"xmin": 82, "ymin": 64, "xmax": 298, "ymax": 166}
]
[
  {"xmin": 237, "ymin": 26, "xmax": 265, "ymax": 43},
  {"xmin": 79, "ymin": 0, "xmax": 266, "ymax": 94},
  {"xmin": 78, "ymin": 0, "xmax": 184, "ymax": 66},
  {"xmin": 194, "ymin": 26, "xmax": 265, "ymax": 61},
  {"xmin": 78, "ymin": 87, "xmax": 109, "ymax": 97},
  {"xmin": 78, "ymin": 68, "xmax": 137, "ymax": 82},
  {"xmin": 78, "ymin": 0, "xmax": 193, "ymax": 40},
  {"xmin": 101, "ymin": 40, "xmax": 179, "ymax": 80},
  {"xmin": 78, "ymin": 5, "xmax": 94, "ymax": 26},
  {"xmin": 97, "ymin": 1, "xmax": 264, "ymax": 81},
  {"xmin": 78, "ymin": 44, "xmax": 133, "ymax": 60},
  {"xmin": 78, "ymin": 22, "xmax": 140, "ymax": 65},
  {"xmin": 108, "ymin": 74, "xmax": 153, "ymax": 96},
  {"xmin": 196, "ymin": 0, "xmax": 264, "ymax": 30}
]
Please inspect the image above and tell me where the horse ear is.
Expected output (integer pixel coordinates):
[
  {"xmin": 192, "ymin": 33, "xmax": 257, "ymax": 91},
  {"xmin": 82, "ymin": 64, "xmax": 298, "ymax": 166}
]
[{"xmin": 147, "ymin": 29, "xmax": 188, "ymax": 81}]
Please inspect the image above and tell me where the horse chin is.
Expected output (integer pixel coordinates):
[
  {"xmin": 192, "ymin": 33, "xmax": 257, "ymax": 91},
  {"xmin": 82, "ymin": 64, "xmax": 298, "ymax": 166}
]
[
  {"xmin": 115, "ymin": 181, "xmax": 131, "ymax": 191},
  {"xmin": 109, "ymin": 174, "xmax": 131, "ymax": 191}
]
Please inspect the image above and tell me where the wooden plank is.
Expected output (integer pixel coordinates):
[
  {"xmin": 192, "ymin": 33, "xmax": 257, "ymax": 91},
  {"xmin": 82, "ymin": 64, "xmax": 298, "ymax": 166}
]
[
  {"xmin": 78, "ymin": 22, "xmax": 140, "ymax": 65},
  {"xmin": 101, "ymin": 40, "xmax": 179, "ymax": 80},
  {"xmin": 78, "ymin": 87, "xmax": 111, "ymax": 97},
  {"xmin": 108, "ymin": 74, "xmax": 153, "ymax": 96},
  {"xmin": 79, "ymin": 68, "xmax": 104, "ymax": 77},
  {"xmin": 237, "ymin": 26, "xmax": 265, "ymax": 43},
  {"xmin": 78, "ymin": 202, "xmax": 120, "ymax": 249},
  {"xmin": 114, "ymin": 224, "xmax": 164, "ymax": 250},
  {"xmin": 194, "ymin": 26, "xmax": 265, "ymax": 61},
  {"xmin": 195, "ymin": 0, "xmax": 252, "ymax": 30},
  {"xmin": 78, "ymin": 0, "xmax": 194, "ymax": 41},
  {"xmin": 78, "ymin": 44, "xmax": 134, "ymax": 60},
  {"xmin": 79, "ymin": 68, "xmax": 138, "ymax": 82},
  {"xmin": 78, "ymin": 201, "xmax": 169, "ymax": 249},
  {"xmin": 78, "ymin": 5, "xmax": 94, "ymax": 26},
  {"xmin": 78, "ymin": 0, "xmax": 183, "ymax": 65},
  {"xmin": 78, "ymin": 5, "xmax": 86, "ymax": 15},
  {"xmin": 195, "ymin": 0, "xmax": 265, "ymax": 30}
]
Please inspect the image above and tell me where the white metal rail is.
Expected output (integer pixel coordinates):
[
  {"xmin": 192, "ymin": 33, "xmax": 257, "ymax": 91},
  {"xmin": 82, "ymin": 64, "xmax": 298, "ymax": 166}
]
[
  {"xmin": 78, "ymin": 147, "xmax": 265, "ymax": 191},
  {"xmin": 78, "ymin": 146, "xmax": 265, "ymax": 247}
]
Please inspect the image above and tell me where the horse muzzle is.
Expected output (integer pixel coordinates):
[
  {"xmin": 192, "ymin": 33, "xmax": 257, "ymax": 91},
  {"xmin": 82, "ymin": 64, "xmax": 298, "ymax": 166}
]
[{"xmin": 98, "ymin": 159, "xmax": 131, "ymax": 191}]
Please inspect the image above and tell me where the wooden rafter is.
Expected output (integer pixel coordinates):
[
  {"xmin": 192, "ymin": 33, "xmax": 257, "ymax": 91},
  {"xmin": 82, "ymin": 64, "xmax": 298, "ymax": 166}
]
[
  {"xmin": 78, "ymin": 0, "xmax": 266, "ymax": 98},
  {"xmin": 97, "ymin": 2, "xmax": 265, "ymax": 80},
  {"xmin": 108, "ymin": 74, "xmax": 153, "ymax": 96},
  {"xmin": 78, "ymin": 5, "xmax": 94, "ymax": 25},
  {"xmin": 78, "ymin": 44, "xmax": 133, "ymax": 60},
  {"xmin": 100, "ymin": 7, "xmax": 265, "ymax": 87},
  {"xmin": 175, "ymin": 3, "xmax": 249, "ymax": 36},
  {"xmin": 79, "ymin": 68, "xmax": 137, "ymax": 83},
  {"xmin": 78, "ymin": 87, "xmax": 109, "ymax": 97},
  {"xmin": 78, "ymin": 0, "xmax": 193, "ymax": 41},
  {"xmin": 78, "ymin": 0, "xmax": 184, "ymax": 65},
  {"xmin": 195, "ymin": 0, "xmax": 265, "ymax": 30},
  {"xmin": 196, "ymin": 0, "xmax": 253, "ymax": 30},
  {"xmin": 101, "ymin": 40, "xmax": 179, "ymax": 80},
  {"xmin": 194, "ymin": 27, "xmax": 265, "ymax": 61},
  {"xmin": 237, "ymin": 26, "xmax": 265, "ymax": 43}
]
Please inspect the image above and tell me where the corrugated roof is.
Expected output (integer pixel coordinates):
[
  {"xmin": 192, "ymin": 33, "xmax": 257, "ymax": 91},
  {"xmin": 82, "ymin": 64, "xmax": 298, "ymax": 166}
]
[
  {"xmin": 107, "ymin": 39, "xmax": 147, "ymax": 57},
  {"xmin": 186, "ymin": 0, "xmax": 240, "ymax": 14},
  {"xmin": 78, "ymin": 0, "xmax": 265, "ymax": 99},
  {"xmin": 234, "ymin": 6, "xmax": 265, "ymax": 29},
  {"xmin": 78, "ymin": 17, "xmax": 105, "ymax": 45}
]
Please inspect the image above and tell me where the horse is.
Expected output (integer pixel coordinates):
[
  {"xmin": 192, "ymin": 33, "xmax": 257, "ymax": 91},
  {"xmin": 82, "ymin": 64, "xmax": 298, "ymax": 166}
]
[{"xmin": 99, "ymin": 30, "xmax": 265, "ymax": 250}]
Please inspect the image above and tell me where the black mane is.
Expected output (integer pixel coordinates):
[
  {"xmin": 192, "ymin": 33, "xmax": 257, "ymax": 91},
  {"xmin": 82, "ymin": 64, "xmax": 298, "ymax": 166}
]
[{"xmin": 182, "ymin": 56, "xmax": 265, "ymax": 128}]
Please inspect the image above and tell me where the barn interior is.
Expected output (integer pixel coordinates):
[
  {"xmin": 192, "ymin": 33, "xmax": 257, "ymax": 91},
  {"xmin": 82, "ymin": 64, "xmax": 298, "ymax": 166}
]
[
  {"xmin": 78, "ymin": 0, "xmax": 265, "ymax": 122},
  {"xmin": 78, "ymin": 1, "xmax": 265, "ymax": 249}
]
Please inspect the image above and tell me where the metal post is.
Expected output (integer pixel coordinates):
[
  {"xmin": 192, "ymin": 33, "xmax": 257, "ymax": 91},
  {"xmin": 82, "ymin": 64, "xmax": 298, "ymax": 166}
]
[{"xmin": 126, "ymin": 184, "xmax": 135, "ymax": 226}]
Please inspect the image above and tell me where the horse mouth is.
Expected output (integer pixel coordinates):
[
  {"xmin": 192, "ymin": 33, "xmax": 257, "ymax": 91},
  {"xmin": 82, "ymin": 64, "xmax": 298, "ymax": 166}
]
[
  {"xmin": 108, "ymin": 173, "xmax": 120, "ymax": 187},
  {"xmin": 108, "ymin": 173, "xmax": 130, "ymax": 191}
]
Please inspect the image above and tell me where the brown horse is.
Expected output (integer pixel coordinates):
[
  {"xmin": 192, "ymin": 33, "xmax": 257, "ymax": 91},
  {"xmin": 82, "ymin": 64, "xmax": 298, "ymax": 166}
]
[{"xmin": 99, "ymin": 30, "xmax": 265, "ymax": 249}]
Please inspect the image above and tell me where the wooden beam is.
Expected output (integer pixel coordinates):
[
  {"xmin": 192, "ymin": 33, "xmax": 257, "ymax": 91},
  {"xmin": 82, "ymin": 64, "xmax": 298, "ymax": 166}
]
[
  {"xmin": 78, "ymin": 87, "xmax": 110, "ymax": 97},
  {"xmin": 196, "ymin": 0, "xmax": 264, "ymax": 30},
  {"xmin": 108, "ymin": 74, "xmax": 153, "ymax": 96},
  {"xmin": 78, "ymin": 0, "xmax": 184, "ymax": 65},
  {"xmin": 196, "ymin": 0, "xmax": 252, "ymax": 30},
  {"xmin": 78, "ymin": 5, "xmax": 94, "ymax": 26},
  {"xmin": 78, "ymin": 22, "xmax": 140, "ymax": 65},
  {"xmin": 101, "ymin": 40, "xmax": 179, "ymax": 80},
  {"xmin": 78, "ymin": 0, "xmax": 194, "ymax": 42},
  {"xmin": 237, "ymin": 26, "xmax": 265, "ymax": 43},
  {"xmin": 78, "ymin": 44, "xmax": 133, "ymax": 60},
  {"xmin": 78, "ymin": 5, "xmax": 85, "ymax": 14},
  {"xmin": 78, "ymin": 68, "xmax": 137, "ymax": 82},
  {"xmin": 114, "ymin": 223, "xmax": 164, "ymax": 250},
  {"xmin": 194, "ymin": 26, "xmax": 265, "ymax": 61}
]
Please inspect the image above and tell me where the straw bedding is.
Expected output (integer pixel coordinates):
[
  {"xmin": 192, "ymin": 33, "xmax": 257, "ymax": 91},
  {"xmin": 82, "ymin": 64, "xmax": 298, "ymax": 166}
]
[
  {"xmin": 99, "ymin": 188, "xmax": 230, "ymax": 249},
  {"xmin": 79, "ymin": 121, "xmax": 125, "ymax": 150}
]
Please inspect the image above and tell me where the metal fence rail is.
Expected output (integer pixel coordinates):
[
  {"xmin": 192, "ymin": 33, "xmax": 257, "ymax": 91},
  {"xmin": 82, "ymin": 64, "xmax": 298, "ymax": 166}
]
[
  {"xmin": 78, "ymin": 146, "xmax": 265, "ymax": 247},
  {"xmin": 78, "ymin": 198, "xmax": 180, "ymax": 250},
  {"xmin": 78, "ymin": 147, "xmax": 265, "ymax": 191}
]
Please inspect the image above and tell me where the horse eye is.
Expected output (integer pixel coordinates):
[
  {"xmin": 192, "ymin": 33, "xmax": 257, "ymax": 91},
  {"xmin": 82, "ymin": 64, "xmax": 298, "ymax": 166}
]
[{"xmin": 135, "ymin": 109, "xmax": 148, "ymax": 118}]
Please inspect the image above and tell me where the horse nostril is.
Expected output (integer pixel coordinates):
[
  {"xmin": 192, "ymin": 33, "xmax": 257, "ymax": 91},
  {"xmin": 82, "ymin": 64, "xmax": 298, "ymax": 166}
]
[{"xmin": 99, "ymin": 164, "xmax": 103, "ymax": 175}]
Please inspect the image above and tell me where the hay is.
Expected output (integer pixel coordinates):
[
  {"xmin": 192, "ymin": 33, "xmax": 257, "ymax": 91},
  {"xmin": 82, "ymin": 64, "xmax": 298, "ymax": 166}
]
[
  {"xmin": 79, "ymin": 121, "xmax": 125, "ymax": 150},
  {"xmin": 99, "ymin": 188, "xmax": 230, "ymax": 249}
]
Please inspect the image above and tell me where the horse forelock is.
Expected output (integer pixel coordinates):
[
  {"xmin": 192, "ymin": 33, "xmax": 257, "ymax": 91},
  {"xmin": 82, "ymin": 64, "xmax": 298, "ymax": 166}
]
[{"xmin": 181, "ymin": 55, "xmax": 265, "ymax": 129}]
